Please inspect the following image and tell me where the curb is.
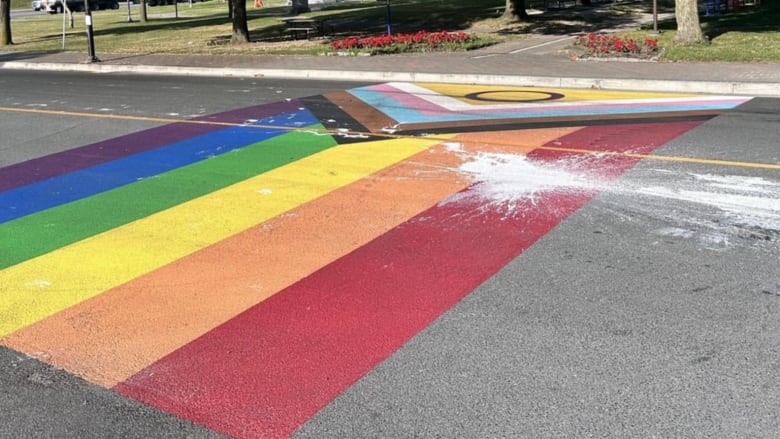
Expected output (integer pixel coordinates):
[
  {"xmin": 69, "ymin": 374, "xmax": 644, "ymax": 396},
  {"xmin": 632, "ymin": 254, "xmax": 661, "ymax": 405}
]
[{"xmin": 2, "ymin": 60, "xmax": 780, "ymax": 97}]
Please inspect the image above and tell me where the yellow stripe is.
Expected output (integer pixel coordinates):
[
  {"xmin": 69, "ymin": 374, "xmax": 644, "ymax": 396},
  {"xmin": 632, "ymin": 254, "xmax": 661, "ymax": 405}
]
[
  {"xmin": 0, "ymin": 137, "xmax": 444, "ymax": 337},
  {"xmin": 539, "ymin": 146, "xmax": 780, "ymax": 170}
]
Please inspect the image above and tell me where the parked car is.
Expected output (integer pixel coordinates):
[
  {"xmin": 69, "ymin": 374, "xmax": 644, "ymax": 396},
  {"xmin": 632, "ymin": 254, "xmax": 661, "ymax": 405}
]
[
  {"xmin": 32, "ymin": 0, "xmax": 43, "ymax": 11},
  {"xmin": 147, "ymin": 0, "xmax": 201, "ymax": 6},
  {"xmin": 41, "ymin": 0, "xmax": 119, "ymax": 13}
]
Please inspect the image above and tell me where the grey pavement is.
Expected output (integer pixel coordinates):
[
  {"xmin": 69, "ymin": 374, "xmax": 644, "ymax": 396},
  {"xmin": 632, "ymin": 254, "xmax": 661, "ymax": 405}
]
[
  {"xmin": 2, "ymin": 21, "xmax": 780, "ymax": 439},
  {"xmin": 2, "ymin": 33, "xmax": 780, "ymax": 96}
]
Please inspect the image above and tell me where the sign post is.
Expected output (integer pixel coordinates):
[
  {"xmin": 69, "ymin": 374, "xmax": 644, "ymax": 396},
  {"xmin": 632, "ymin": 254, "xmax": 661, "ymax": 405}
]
[
  {"xmin": 84, "ymin": 0, "xmax": 99, "ymax": 62},
  {"xmin": 378, "ymin": 0, "xmax": 391, "ymax": 35},
  {"xmin": 652, "ymin": 0, "xmax": 658, "ymax": 33}
]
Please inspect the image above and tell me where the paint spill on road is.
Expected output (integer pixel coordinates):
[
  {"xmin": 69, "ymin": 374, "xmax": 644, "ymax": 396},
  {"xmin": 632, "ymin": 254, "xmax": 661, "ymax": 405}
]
[
  {"xmin": 450, "ymin": 149, "xmax": 779, "ymax": 251},
  {"xmin": 442, "ymin": 143, "xmax": 601, "ymax": 215},
  {"xmin": 634, "ymin": 172, "xmax": 780, "ymax": 251}
]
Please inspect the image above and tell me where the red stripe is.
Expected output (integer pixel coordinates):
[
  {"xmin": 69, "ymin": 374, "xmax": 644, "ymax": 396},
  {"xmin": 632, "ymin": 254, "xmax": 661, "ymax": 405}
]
[{"xmin": 114, "ymin": 122, "xmax": 703, "ymax": 438}]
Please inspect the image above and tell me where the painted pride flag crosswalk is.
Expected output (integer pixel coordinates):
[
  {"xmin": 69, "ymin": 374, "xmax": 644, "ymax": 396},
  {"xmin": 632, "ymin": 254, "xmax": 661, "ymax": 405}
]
[{"xmin": 0, "ymin": 84, "xmax": 750, "ymax": 438}]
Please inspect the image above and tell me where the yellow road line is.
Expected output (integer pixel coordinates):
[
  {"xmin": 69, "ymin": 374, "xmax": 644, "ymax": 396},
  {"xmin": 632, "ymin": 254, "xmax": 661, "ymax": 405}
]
[
  {"xmin": 0, "ymin": 105, "xmax": 296, "ymax": 130},
  {"xmin": 537, "ymin": 145, "xmax": 780, "ymax": 170},
  {"xmin": 3, "ymin": 106, "xmax": 778, "ymax": 171}
]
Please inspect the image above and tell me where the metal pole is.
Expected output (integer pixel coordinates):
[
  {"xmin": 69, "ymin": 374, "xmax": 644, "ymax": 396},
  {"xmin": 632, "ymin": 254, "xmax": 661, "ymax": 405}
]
[
  {"xmin": 652, "ymin": 0, "xmax": 658, "ymax": 33},
  {"xmin": 127, "ymin": 0, "xmax": 132, "ymax": 22},
  {"xmin": 385, "ymin": 0, "xmax": 391, "ymax": 35},
  {"xmin": 62, "ymin": 7, "xmax": 66, "ymax": 49},
  {"xmin": 84, "ymin": 0, "xmax": 99, "ymax": 62}
]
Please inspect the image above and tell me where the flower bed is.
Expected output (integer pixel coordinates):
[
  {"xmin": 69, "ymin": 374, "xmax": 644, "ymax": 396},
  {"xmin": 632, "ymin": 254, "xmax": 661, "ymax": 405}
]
[
  {"xmin": 329, "ymin": 30, "xmax": 493, "ymax": 55},
  {"xmin": 574, "ymin": 33, "xmax": 659, "ymax": 59}
]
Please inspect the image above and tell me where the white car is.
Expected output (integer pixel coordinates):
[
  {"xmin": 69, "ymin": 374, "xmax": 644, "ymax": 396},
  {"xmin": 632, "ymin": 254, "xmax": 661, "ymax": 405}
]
[{"xmin": 32, "ymin": 0, "xmax": 43, "ymax": 10}]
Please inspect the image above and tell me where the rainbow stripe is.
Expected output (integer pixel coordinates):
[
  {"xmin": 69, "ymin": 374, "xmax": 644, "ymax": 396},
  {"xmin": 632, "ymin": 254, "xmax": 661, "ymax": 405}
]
[{"xmin": 0, "ymin": 84, "xmax": 750, "ymax": 438}]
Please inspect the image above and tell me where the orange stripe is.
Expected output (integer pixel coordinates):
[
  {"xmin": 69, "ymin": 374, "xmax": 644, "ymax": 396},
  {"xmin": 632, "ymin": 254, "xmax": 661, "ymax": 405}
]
[{"xmin": 1, "ymin": 127, "xmax": 577, "ymax": 388}]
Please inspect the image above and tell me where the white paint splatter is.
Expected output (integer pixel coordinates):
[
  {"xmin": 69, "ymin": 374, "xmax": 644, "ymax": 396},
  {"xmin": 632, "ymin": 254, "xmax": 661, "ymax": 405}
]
[
  {"xmin": 25, "ymin": 279, "xmax": 52, "ymax": 289},
  {"xmin": 442, "ymin": 142, "xmax": 463, "ymax": 152},
  {"xmin": 447, "ymin": 149, "xmax": 780, "ymax": 251},
  {"xmin": 382, "ymin": 124, "xmax": 401, "ymax": 134},
  {"xmin": 255, "ymin": 188, "xmax": 273, "ymax": 195},
  {"xmin": 302, "ymin": 129, "xmax": 335, "ymax": 138},
  {"xmin": 29, "ymin": 351, "xmax": 52, "ymax": 361},
  {"xmin": 636, "ymin": 183, "xmax": 780, "ymax": 230},
  {"xmin": 622, "ymin": 173, "xmax": 779, "ymax": 250},
  {"xmin": 332, "ymin": 128, "xmax": 369, "ymax": 139},
  {"xmin": 338, "ymin": 133, "xmax": 370, "ymax": 139},
  {"xmin": 447, "ymin": 150, "xmax": 600, "ymax": 212},
  {"xmin": 693, "ymin": 173, "xmax": 780, "ymax": 194},
  {"xmin": 654, "ymin": 227, "xmax": 695, "ymax": 239}
]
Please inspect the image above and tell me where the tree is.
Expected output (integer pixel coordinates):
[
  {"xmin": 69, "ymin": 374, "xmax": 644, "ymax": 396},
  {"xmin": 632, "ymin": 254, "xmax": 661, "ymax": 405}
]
[
  {"xmin": 65, "ymin": 2, "xmax": 74, "ymax": 29},
  {"xmin": 290, "ymin": 0, "xmax": 309, "ymax": 15},
  {"xmin": 140, "ymin": 0, "xmax": 148, "ymax": 22},
  {"xmin": 231, "ymin": 0, "xmax": 249, "ymax": 43},
  {"xmin": 1, "ymin": 0, "xmax": 12, "ymax": 45},
  {"xmin": 674, "ymin": 0, "xmax": 704, "ymax": 43},
  {"xmin": 502, "ymin": 0, "xmax": 528, "ymax": 20}
]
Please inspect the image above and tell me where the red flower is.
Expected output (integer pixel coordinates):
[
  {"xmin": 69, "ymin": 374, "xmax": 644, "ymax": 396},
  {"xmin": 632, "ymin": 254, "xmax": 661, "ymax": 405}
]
[
  {"xmin": 575, "ymin": 32, "xmax": 659, "ymax": 57},
  {"xmin": 329, "ymin": 30, "xmax": 477, "ymax": 52}
]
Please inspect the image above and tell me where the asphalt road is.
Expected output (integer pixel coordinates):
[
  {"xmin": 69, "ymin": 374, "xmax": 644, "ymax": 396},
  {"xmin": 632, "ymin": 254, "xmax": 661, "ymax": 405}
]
[
  {"xmin": 295, "ymin": 96, "xmax": 780, "ymax": 438},
  {"xmin": 1, "ymin": 71, "xmax": 779, "ymax": 438},
  {"xmin": 0, "ymin": 70, "xmax": 371, "ymax": 167}
]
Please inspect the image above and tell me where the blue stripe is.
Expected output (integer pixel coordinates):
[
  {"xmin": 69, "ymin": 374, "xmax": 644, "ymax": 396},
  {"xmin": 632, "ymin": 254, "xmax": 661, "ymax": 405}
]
[{"xmin": 0, "ymin": 110, "xmax": 320, "ymax": 224}]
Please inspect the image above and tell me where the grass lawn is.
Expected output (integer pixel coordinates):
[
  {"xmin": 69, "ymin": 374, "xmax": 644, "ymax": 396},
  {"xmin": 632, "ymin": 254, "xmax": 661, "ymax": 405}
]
[
  {"xmin": 4, "ymin": 0, "xmax": 780, "ymax": 61},
  {"xmin": 6, "ymin": 0, "xmax": 506, "ymax": 54},
  {"xmin": 641, "ymin": 0, "xmax": 780, "ymax": 62}
]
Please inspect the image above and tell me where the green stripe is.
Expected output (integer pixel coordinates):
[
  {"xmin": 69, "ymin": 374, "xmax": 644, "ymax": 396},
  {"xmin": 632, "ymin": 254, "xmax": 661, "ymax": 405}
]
[{"xmin": 0, "ymin": 128, "xmax": 337, "ymax": 269}]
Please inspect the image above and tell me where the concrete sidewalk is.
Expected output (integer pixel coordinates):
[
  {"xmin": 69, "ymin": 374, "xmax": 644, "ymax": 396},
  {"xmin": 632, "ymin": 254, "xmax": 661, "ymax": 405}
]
[{"xmin": 2, "ymin": 34, "xmax": 780, "ymax": 96}]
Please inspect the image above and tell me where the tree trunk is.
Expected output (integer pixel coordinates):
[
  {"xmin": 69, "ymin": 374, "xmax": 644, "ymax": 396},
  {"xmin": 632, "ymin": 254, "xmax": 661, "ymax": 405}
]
[
  {"xmin": 231, "ymin": 0, "xmax": 249, "ymax": 43},
  {"xmin": 290, "ymin": 0, "xmax": 309, "ymax": 15},
  {"xmin": 674, "ymin": 0, "xmax": 704, "ymax": 43},
  {"xmin": 502, "ymin": 0, "xmax": 528, "ymax": 20},
  {"xmin": 140, "ymin": 0, "xmax": 148, "ymax": 22},
  {"xmin": 64, "ymin": 2, "xmax": 74, "ymax": 29},
  {"xmin": 0, "ymin": 0, "xmax": 12, "ymax": 45}
]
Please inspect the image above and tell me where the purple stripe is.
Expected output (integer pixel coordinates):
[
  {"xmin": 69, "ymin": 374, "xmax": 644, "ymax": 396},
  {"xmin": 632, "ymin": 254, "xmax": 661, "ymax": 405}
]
[{"xmin": 0, "ymin": 101, "xmax": 303, "ymax": 192}]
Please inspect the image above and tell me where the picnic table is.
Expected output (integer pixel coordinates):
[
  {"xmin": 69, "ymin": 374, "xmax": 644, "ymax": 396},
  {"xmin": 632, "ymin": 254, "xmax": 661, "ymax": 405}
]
[{"xmin": 279, "ymin": 16, "xmax": 323, "ymax": 40}]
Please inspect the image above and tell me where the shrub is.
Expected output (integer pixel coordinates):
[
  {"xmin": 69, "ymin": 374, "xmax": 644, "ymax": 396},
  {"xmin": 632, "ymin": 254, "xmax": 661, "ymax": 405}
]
[
  {"xmin": 330, "ymin": 30, "xmax": 493, "ymax": 55},
  {"xmin": 574, "ymin": 33, "xmax": 659, "ymax": 58}
]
